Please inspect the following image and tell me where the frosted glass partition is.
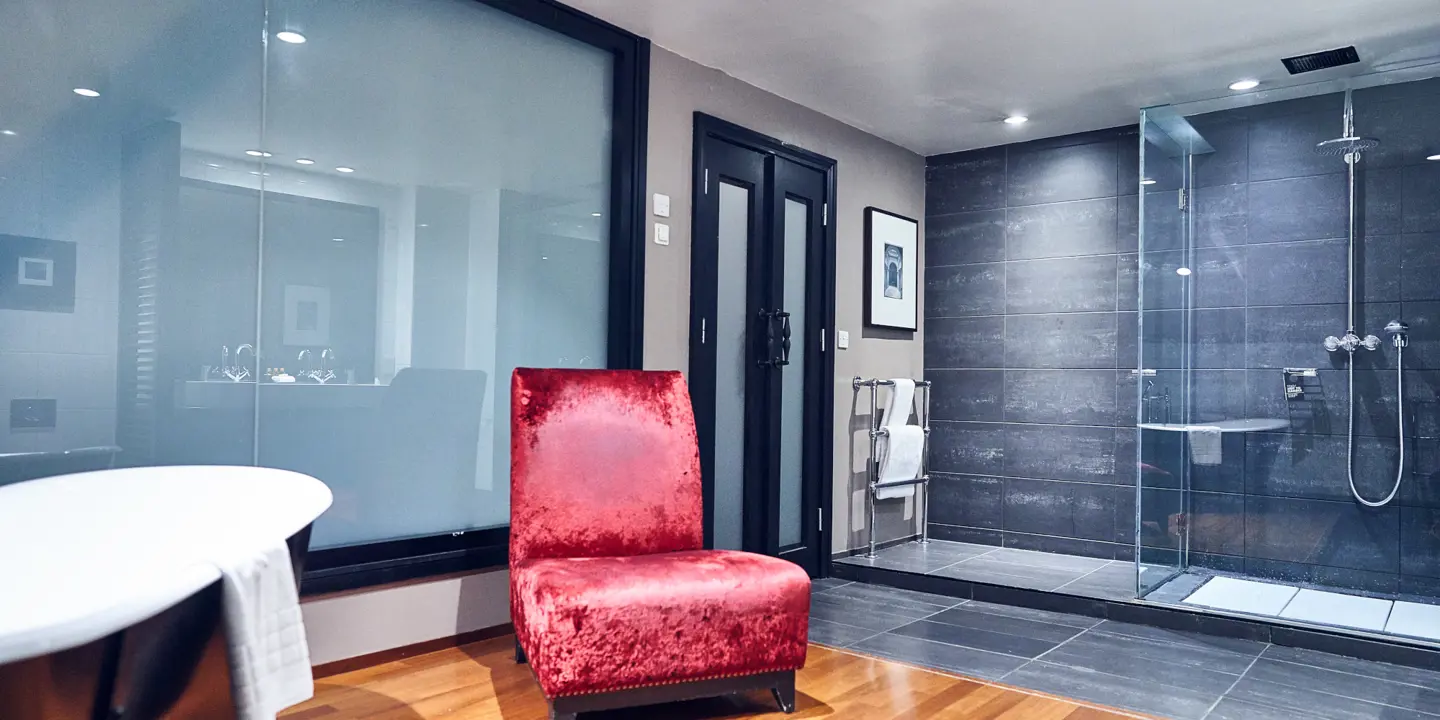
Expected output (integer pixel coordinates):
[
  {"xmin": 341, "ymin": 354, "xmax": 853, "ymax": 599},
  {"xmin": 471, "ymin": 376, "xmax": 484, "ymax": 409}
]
[{"xmin": 0, "ymin": 0, "xmax": 614, "ymax": 550}]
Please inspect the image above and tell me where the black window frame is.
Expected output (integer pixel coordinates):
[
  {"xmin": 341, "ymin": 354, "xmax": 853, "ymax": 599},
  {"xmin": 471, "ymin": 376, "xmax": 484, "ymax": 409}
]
[{"xmin": 301, "ymin": 0, "xmax": 648, "ymax": 596}]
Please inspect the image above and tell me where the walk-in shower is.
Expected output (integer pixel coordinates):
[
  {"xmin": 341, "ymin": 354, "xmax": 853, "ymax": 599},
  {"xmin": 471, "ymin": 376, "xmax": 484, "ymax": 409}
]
[
  {"xmin": 1135, "ymin": 72, "xmax": 1440, "ymax": 642},
  {"xmin": 1317, "ymin": 88, "xmax": 1409, "ymax": 508}
]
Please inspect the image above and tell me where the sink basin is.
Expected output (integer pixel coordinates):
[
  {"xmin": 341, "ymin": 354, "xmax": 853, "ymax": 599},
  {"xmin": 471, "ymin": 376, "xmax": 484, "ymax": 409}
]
[{"xmin": 1137, "ymin": 418, "xmax": 1290, "ymax": 433}]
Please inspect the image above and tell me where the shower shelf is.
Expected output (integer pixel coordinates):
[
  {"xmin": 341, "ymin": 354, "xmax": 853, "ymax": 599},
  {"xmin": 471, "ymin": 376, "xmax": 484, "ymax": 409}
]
[{"xmin": 1137, "ymin": 418, "xmax": 1290, "ymax": 433}]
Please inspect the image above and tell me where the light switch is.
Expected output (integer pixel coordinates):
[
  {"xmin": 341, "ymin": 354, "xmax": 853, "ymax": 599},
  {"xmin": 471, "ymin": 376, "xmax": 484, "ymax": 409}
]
[
  {"xmin": 654, "ymin": 222, "xmax": 670, "ymax": 246},
  {"xmin": 653, "ymin": 193, "xmax": 671, "ymax": 218},
  {"xmin": 836, "ymin": 330, "xmax": 850, "ymax": 349}
]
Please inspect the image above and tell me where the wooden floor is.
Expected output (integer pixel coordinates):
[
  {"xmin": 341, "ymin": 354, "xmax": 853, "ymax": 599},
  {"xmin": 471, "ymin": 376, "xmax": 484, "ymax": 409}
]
[{"xmin": 282, "ymin": 636, "xmax": 1146, "ymax": 720}]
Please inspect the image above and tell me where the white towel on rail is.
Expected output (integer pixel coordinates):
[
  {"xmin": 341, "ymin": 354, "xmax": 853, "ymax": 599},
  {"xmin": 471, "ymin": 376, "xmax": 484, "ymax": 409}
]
[
  {"xmin": 875, "ymin": 378, "xmax": 921, "ymax": 500},
  {"xmin": 218, "ymin": 542, "xmax": 314, "ymax": 720}
]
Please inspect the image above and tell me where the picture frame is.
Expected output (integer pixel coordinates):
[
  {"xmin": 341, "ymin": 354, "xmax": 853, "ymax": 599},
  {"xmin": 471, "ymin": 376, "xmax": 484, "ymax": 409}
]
[
  {"xmin": 283, "ymin": 284, "xmax": 331, "ymax": 347},
  {"xmin": 864, "ymin": 207, "xmax": 918, "ymax": 330}
]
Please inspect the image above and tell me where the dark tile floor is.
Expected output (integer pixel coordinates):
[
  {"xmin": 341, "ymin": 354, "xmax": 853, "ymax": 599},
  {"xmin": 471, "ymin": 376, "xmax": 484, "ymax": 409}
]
[
  {"xmin": 810, "ymin": 580, "xmax": 1440, "ymax": 720},
  {"xmin": 834, "ymin": 539, "xmax": 1172, "ymax": 601}
]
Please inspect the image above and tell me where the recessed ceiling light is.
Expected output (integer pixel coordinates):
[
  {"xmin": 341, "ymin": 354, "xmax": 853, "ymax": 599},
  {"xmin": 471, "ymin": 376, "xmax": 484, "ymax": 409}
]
[
  {"xmin": 331, "ymin": 237, "xmax": 345, "ymax": 243},
  {"xmin": 591, "ymin": 212, "xmax": 602, "ymax": 217},
  {"xmin": 245, "ymin": 149, "xmax": 272, "ymax": 158},
  {"xmin": 206, "ymin": 163, "xmax": 222, "ymax": 168},
  {"xmin": 295, "ymin": 158, "xmax": 315, "ymax": 165},
  {"xmin": 1176, "ymin": 267, "xmax": 1193, "ymax": 276},
  {"xmin": 1428, "ymin": 153, "xmax": 1440, "ymax": 161},
  {"xmin": 1003, "ymin": 115, "xmax": 1028, "ymax": 125},
  {"xmin": 1, "ymin": 130, "xmax": 15, "ymax": 136},
  {"xmin": 73, "ymin": 88, "xmax": 100, "ymax": 98},
  {"xmin": 1229, "ymin": 79, "xmax": 1260, "ymax": 91},
  {"xmin": 335, "ymin": 166, "xmax": 355, "ymax": 173},
  {"xmin": 248, "ymin": 171, "xmax": 270, "ymax": 177},
  {"xmin": 1140, "ymin": 179, "xmax": 1157, "ymax": 186},
  {"xmin": 418, "ymin": 223, "xmax": 429, "ymax": 228},
  {"xmin": 276, "ymin": 31, "xmax": 307, "ymax": 44}
]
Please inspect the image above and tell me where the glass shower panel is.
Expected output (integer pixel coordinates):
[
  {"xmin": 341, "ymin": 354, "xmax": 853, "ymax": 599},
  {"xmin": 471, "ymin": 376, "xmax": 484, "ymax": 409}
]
[{"xmin": 1135, "ymin": 107, "xmax": 1213, "ymax": 596}]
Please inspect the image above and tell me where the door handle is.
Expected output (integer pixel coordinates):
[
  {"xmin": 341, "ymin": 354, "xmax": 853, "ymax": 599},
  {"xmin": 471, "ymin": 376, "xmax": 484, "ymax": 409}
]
[
  {"xmin": 757, "ymin": 309, "xmax": 777, "ymax": 367},
  {"xmin": 776, "ymin": 311, "xmax": 792, "ymax": 367}
]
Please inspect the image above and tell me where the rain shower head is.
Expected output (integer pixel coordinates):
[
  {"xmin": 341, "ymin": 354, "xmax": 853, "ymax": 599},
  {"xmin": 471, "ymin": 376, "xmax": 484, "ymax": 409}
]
[{"xmin": 1315, "ymin": 135, "xmax": 1381, "ymax": 156}]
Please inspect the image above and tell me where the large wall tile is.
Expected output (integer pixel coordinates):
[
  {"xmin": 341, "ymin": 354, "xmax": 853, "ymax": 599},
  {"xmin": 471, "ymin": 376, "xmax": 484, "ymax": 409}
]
[
  {"xmin": 1244, "ymin": 495, "xmax": 1399, "ymax": 573},
  {"xmin": 925, "ymin": 316, "xmax": 1004, "ymax": 368},
  {"xmin": 1191, "ymin": 491, "xmax": 1246, "ymax": 557},
  {"xmin": 929, "ymin": 369, "xmax": 1004, "ymax": 422},
  {"xmin": 1138, "ymin": 308, "xmax": 1245, "ymax": 369},
  {"xmin": 1248, "ymin": 174, "xmax": 1348, "ymax": 244},
  {"xmin": 1245, "ymin": 239, "xmax": 1348, "ymax": 306},
  {"xmin": 927, "ymin": 147, "xmax": 1006, "ymax": 215},
  {"xmin": 1398, "ymin": 301, "xmax": 1440, "ymax": 370},
  {"xmin": 1194, "ymin": 184, "xmax": 1248, "ymax": 248},
  {"xmin": 1363, "ymin": 167, "xmax": 1403, "ymax": 236},
  {"xmin": 1244, "ymin": 304, "xmax": 1346, "ymax": 369},
  {"xmin": 1004, "ymin": 369, "xmax": 1118, "ymax": 426},
  {"xmin": 1005, "ymin": 255, "xmax": 1117, "ymax": 314},
  {"xmin": 1245, "ymin": 432, "xmax": 1404, "ymax": 502},
  {"xmin": 1004, "ymin": 476, "xmax": 1117, "ymax": 542},
  {"xmin": 1192, "ymin": 370, "xmax": 1247, "ymax": 423},
  {"xmin": 929, "ymin": 473, "xmax": 1003, "ymax": 529},
  {"xmin": 927, "ymin": 209, "xmax": 1006, "ymax": 266},
  {"xmin": 1007, "ymin": 140, "xmax": 1118, "ymax": 206},
  {"xmin": 1247, "ymin": 110, "xmax": 1347, "ymax": 182},
  {"xmin": 1006, "ymin": 197, "xmax": 1118, "ymax": 260},
  {"xmin": 1400, "ymin": 506, "xmax": 1440, "ymax": 578},
  {"xmin": 1354, "ymin": 91, "xmax": 1440, "ymax": 168},
  {"xmin": 1401, "ymin": 233, "xmax": 1440, "ymax": 301},
  {"xmin": 1193, "ymin": 248, "xmax": 1246, "ymax": 308},
  {"xmin": 1403, "ymin": 163, "xmax": 1440, "ymax": 233},
  {"xmin": 1005, "ymin": 312, "xmax": 1117, "ymax": 369},
  {"xmin": 1191, "ymin": 120, "xmax": 1249, "ymax": 188},
  {"xmin": 1361, "ymin": 233, "xmax": 1403, "ymax": 303},
  {"xmin": 1005, "ymin": 424, "xmax": 1117, "ymax": 484},
  {"xmin": 929, "ymin": 421, "xmax": 1005, "ymax": 476},
  {"xmin": 925, "ymin": 263, "xmax": 1004, "ymax": 317}
]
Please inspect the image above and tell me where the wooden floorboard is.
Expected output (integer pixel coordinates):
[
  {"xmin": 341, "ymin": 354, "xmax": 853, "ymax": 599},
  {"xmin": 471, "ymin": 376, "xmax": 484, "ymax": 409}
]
[{"xmin": 282, "ymin": 636, "xmax": 1148, "ymax": 719}]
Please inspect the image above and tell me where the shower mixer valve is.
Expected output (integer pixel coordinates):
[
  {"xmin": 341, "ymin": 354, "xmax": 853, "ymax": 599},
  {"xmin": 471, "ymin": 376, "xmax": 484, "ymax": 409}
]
[{"xmin": 1324, "ymin": 333, "xmax": 1380, "ymax": 353}]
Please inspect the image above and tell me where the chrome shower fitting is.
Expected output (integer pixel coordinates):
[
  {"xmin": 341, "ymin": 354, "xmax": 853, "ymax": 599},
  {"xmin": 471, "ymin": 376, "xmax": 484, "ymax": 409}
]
[
  {"xmin": 1323, "ymin": 333, "xmax": 1380, "ymax": 353},
  {"xmin": 1316, "ymin": 89, "xmax": 1407, "ymax": 508}
]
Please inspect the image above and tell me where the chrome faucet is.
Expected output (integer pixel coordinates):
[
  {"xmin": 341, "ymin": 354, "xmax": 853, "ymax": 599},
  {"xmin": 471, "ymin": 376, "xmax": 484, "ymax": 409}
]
[
  {"xmin": 226, "ymin": 343, "xmax": 255, "ymax": 382},
  {"xmin": 298, "ymin": 349, "xmax": 313, "ymax": 371},
  {"xmin": 309, "ymin": 348, "xmax": 336, "ymax": 384},
  {"xmin": 1140, "ymin": 380, "xmax": 1171, "ymax": 424}
]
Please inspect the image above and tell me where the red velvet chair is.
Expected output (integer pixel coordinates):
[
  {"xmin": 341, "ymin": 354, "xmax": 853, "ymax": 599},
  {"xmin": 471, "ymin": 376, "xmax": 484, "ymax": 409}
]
[{"xmin": 510, "ymin": 368, "xmax": 810, "ymax": 720}]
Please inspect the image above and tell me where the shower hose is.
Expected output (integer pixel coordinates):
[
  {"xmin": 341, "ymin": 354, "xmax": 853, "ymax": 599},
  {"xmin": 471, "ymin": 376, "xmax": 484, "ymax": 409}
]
[{"xmin": 1348, "ymin": 344, "xmax": 1406, "ymax": 507}]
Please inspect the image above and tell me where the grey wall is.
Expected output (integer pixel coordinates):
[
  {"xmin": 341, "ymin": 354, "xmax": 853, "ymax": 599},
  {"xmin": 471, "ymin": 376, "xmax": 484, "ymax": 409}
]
[
  {"xmin": 644, "ymin": 46, "xmax": 927, "ymax": 554},
  {"xmin": 923, "ymin": 76, "xmax": 1440, "ymax": 598}
]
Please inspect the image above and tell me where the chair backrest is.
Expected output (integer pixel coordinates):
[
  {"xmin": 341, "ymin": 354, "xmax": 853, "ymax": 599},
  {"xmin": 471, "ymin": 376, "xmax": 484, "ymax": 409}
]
[{"xmin": 510, "ymin": 368, "xmax": 703, "ymax": 564}]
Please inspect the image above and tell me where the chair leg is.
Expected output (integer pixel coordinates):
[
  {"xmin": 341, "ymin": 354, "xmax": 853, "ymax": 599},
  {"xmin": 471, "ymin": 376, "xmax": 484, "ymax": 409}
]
[
  {"xmin": 772, "ymin": 670, "xmax": 796, "ymax": 713},
  {"xmin": 514, "ymin": 639, "xmax": 527, "ymax": 665}
]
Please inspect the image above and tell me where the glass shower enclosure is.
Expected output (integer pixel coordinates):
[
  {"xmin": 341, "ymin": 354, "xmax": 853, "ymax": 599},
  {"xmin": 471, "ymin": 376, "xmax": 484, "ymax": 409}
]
[{"xmin": 1133, "ymin": 71, "xmax": 1440, "ymax": 643}]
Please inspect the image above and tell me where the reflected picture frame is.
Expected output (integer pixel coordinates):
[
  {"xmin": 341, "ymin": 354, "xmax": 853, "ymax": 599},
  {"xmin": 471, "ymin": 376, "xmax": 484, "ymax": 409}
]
[{"xmin": 864, "ymin": 207, "xmax": 918, "ymax": 331}]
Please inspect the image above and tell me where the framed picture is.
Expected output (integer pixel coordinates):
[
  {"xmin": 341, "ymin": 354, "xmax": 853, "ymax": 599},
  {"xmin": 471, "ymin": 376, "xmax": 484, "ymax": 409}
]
[
  {"xmin": 864, "ymin": 207, "xmax": 918, "ymax": 330},
  {"xmin": 283, "ymin": 284, "xmax": 331, "ymax": 347}
]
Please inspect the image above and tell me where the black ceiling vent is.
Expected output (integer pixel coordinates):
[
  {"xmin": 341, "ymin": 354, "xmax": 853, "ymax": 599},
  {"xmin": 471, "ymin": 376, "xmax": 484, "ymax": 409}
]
[{"xmin": 1282, "ymin": 46, "xmax": 1360, "ymax": 75}]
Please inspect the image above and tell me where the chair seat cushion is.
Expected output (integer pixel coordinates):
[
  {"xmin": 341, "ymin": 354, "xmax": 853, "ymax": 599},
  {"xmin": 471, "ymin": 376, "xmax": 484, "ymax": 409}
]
[{"xmin": 512, "ymin": 549, "xmax": 810, "ymax": 698}]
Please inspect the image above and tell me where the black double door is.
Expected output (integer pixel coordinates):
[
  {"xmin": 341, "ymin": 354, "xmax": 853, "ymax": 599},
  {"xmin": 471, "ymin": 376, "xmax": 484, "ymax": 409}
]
[{"xmin": 689, "ymin": 115, "xmax": 833, "ymax": 577}]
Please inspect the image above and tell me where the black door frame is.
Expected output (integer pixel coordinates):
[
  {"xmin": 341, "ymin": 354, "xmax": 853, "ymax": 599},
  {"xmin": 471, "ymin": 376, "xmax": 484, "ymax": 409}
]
[{"xmin": 689, "ymin": 112, "xmax": 837, "ymax": 577}]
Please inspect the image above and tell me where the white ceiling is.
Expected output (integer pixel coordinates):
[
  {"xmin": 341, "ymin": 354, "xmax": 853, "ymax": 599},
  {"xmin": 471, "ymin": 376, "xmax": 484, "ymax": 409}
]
[{"xmin": 570, "ymin": 0, "xmax": 1440, "ymax": 155}]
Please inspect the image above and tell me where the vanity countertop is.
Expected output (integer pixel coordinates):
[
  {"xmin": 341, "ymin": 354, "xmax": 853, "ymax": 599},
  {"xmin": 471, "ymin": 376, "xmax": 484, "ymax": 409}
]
[{"xmin": 175, "ymin": 379, "xmax": 387, "ymax": 410}]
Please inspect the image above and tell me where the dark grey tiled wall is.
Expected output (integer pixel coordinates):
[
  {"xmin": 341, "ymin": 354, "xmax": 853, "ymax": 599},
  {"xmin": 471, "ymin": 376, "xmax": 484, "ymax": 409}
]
[{"xmin": 923, "ymin": 77, "xmax": 1440, "ymax": 596}]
